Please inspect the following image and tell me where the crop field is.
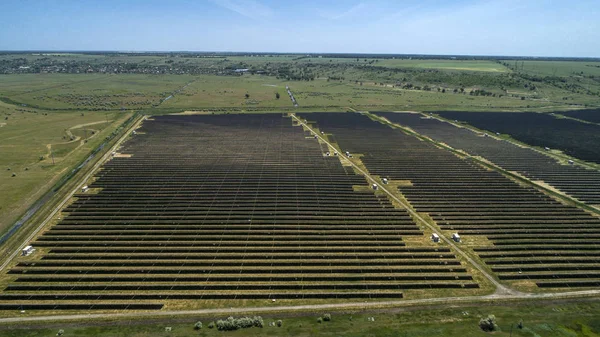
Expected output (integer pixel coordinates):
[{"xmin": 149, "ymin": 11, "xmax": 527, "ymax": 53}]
[
  {"xmin": 374, "ymin": 59, "xmax": 509, "ymax": 72},
  {"xmin": 0, "ymin": 114, "xmax": 481, "ymax": 312},
  {"xmin": 376, "ymin": 112, "xmax": 600, "ymax": 205},
  {"xmin": 436, "ymin": 111, "xmax": 600, "ymax": 164},
  {"xmin": 300, "ymin": 112, "xmax": 600, "ymax": 291}
]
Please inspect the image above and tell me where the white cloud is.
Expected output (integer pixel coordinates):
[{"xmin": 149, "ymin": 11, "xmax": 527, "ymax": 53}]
[
  {"xmin": 318, "ymin": 2, "xmax": 368, "ymax": 20},
  {"xmin": 209, "ymin": 0, "xmax": 273, "ymax": 19}
]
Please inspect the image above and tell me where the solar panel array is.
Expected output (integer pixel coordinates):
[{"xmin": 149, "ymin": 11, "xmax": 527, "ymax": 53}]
[
  {"xmin": 1, "ymin": 114, "xmax": 476, "ymax": 311},
  {"xmin": 376, "ymin": 112, "xmax": 600, "ymax": 206},
  {"xmin": 301, "ymin": 112, "xmax": 600, "ymax": 289}
]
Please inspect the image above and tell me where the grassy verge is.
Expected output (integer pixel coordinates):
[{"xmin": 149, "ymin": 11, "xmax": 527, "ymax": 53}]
[{"xmin": 0, "ymin": 297, "xmax": 597, "ymax": 336}]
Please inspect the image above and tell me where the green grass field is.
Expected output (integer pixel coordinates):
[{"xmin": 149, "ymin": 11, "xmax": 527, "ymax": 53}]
[
  {"xmin": 375, "ymin": 59, "xmax": 510, "ymax": 72},
  {"xmin": 0, "ymin": 100, "xmax": 130, "ymax": 234},
  {"xmin": 0, "ymin": 74, "xmax": 193, "ymax": 110},
  {"xmin": 2, "ymin": 54, "xmax": 599, "ymax": 113},
  {"xmin": 0, "ymin": 299, "xmax": 597, "ymax": 337},
  {"xmin": 505, "ymin": 60, "xmax": 600, "ymax": 77}
]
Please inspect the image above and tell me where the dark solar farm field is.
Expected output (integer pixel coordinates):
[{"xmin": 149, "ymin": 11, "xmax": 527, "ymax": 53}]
[
  {"xmin": 0, "ymin": 114, "xmax": 477, "ymax": 311},
  {"xmin": 435, "ymin": 111, "xmax": 600, "ymax": 164},
  {"xmin": 563, "ymin": 108, "xmax": 600, "ymax": 124},
  {"xmin": 301, "ymin": 112, "xmax": 600, "ymax": 290},
  {"xmin": 376, "ymin": 112, "xmax": 600, "ymax": 205}
]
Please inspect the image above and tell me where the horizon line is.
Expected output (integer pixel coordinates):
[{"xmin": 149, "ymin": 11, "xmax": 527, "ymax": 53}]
[{"xmin": 0, "ymin": 50, "xmax": 599, "ymax": 60}]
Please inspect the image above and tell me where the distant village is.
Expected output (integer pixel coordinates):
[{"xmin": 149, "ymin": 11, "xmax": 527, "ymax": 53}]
[{"xmin": 0, "ymin": 56, "xmax": 255, "ymax": 76}]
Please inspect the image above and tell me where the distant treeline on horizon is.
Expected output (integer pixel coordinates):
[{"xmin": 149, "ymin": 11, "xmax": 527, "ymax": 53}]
[{"xmin": 0, "ymin": 51, "xmax": 598, "ymax": 62}]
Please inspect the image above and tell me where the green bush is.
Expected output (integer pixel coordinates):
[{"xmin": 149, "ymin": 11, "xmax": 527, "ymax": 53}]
[
  {"xmin": 207, "ymin": 321, "xmax": 215, "ymax": 329},
  {"xmin": 194, "ymin": 321, "xmax": 202, "ymax": 330},
  {"xmin": 317, "ymin": 317, "xmax": 323, "ymax": 324},
  {"xmin": 322, "ymin": 313, "xmax": 331, "ymax": 321},
  {"xmin": 215, "ymin": 316, "xmax": 264, "ymax": 331},
  {"xmin": 479, "ymin": 314, "xmax": 498, "ymax": 332},
  {"xmin": 276, "ymin": 320, "xmax": 283, "ymax": 327}
]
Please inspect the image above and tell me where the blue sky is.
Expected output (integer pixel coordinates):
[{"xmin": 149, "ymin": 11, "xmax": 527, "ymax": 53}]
[{"xmin": 1, "ymin": 0, "xmax": 598, "ymax": 57}]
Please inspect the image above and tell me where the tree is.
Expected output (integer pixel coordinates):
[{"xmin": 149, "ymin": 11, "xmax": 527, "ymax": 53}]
[
  {"xmin": 194, "ymin": 321, "xmax": 203, "ymax": 330},
  {"xmin": 479, "ymin": 315, "xmax": 498, "ymax": 332},
  {"xmin": 245, "ymin": 93, "xmax": 250, "ymax": 99},
  {"xmin": 275, "ymin": 92, "xmax": 280, "ymax": 99},
  {"xmin": 322, "ymin": 313, "xmax": 332, "ymax": 321},
  {"xmin": 276, "ymin": 320, "xmax": 283, "ymax": 327}
]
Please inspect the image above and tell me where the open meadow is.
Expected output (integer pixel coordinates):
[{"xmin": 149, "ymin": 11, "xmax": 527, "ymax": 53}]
[{"xmin": 0, "ymin": 100, "xmax": 131, "ymax": 234}]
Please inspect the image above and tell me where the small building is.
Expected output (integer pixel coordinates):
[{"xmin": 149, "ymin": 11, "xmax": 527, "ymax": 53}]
[
  {"xmin": 132, "ymin": 131, "xmax": 137, "ymax": 135},
  {"xmin": 544, "ymin": 147, "xmax": 550, "ymax": 151},
  {"xmin": 21, "ymin": 245, "xmax": 34, "ymax": 256},
  {"xmin": 81, "ymin": 185, "xmax": 89, "ymax": 193},
  {"xmin": 568, "ymin": 160, "xmax": 574, "ymax": 165},
  {"xmin": 334, "ymin": 151, "xmax": 338, "ymax": 156},
  {"xmin": 431, "ymin": 233, "xmax": 440, "ymax": 243},
  {"xmin": 452, "ymin": 233, "xmax": 461, "ymax": 243},
  {"xmin": 320, "ymin": 131, "xmax": 325, "ymax": 135},
  {"xmin": 326, "ymin": 151, "xmax": 330, "ymax": 156},
  {"xmin": 495, "ymin": 132, "xmax": 500, "ymax": 136},
  {"xmin": 382, "ymin": 178, "xmax": 388, "ymax": 184},
  {"xmin": 372, "ymin": 183, "xmax": 378, "ymax": 190}
]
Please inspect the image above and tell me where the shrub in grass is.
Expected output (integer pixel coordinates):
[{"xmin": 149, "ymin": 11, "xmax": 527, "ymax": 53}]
[
  {"xmin": 194, "ymin": 321, "xmax": 202, "ymax": 330},
  {"xmin": 207, "ymin": 321, "xmax": 215, "ymax": 329},
  {"xmin": 317, "ymin": 317, "xmax": 323, "ymax": 324},
  {"xmin": 479, "ymin": 315, "xmax": 498, "ymax": 332},
  {"xmin": 56, "ymin": 330, "xmax": 64, "ymax": 336},
  {"xmin": 276, "ymin": 320, "xmax": 283, "ymax": 327},
  {"xmin": 322, "ymin": 313, "xmax": 331, "ymax": 321},
  {"xmin": 216, "ymin": 316, "xmax": 264, "ymax": 331}
]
